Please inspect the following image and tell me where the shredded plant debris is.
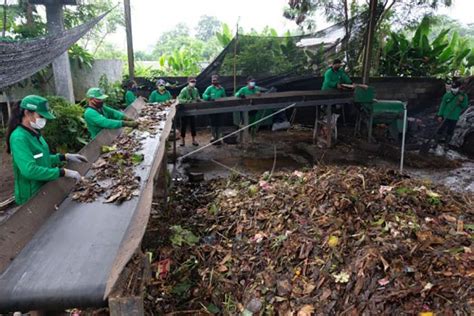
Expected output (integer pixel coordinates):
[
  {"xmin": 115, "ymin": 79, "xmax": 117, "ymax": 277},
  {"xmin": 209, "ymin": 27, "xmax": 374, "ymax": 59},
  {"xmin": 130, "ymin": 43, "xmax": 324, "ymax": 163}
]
[
  {"xmin": 143, "ymin": 166, "xmax": 473, "ymax": 315},
  {"xmin": 72, "ymin": 102, "xmax": 171, "ymax": 204}
]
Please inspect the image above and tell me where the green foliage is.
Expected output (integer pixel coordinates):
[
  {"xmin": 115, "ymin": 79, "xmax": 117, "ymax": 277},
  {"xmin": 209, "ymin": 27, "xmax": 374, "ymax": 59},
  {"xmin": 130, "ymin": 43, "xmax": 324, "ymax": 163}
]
[
  {"xmin": 68, "ymin": 44, "xmax": 94, "ymax": 69},
  {"xmin": 220, "ymin": 33, "xmax": 307, "ymax": 77},
  {"xmin": 380, "ymin": 17, "xmax": 474, "ymax": 77},
  {"xmin": 42, "ymin": 96, "xmax": 89, "ymax": 153},
  {"xmin": 159, "ymin": 48, "xmax": 202, "ymax": 76},
  {"xmin": 98, "ymin": 74, "xmax": 125, "ymax": 109},
  {"xmin": 170, "ymin": 225, "xmax": 199, "ymax": 247},
  {"xmin": 216, "ymin": 23, "xmax": 233, "ymax": 47}
]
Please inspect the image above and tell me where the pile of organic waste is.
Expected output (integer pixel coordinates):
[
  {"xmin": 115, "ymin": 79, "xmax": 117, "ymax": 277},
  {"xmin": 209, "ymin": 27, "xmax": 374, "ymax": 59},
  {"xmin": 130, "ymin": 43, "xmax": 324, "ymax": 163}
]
[
  {"xmin": 143, "ymin": 166, "xmax": 473, "ymax": 315},
  {"xmin": 72, "ymin": 103, "xmax": 171, "ymax": 204}
]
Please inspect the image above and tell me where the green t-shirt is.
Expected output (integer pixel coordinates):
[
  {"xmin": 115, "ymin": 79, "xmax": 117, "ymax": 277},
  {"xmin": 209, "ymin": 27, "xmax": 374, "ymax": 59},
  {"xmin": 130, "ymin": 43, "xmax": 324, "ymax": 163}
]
[
  {"xmin": 84, "ymin": 105, "xmax": 124, "ymax": 139},
  {"xmin": 437, "ymin": 91, "xmax": 469, "ymax": 121},
  {"xmin": 203, "ymin": 85, "xmax": 226, "ymax": 101},
  {"xmin": 10, "ymin": 125, "xmax": 62, "ymax": 205},
  {"xmin": 125, "ymin": 90, "xmax": 137, "ymax": 107},
  {"xmin": 149, "ymin": 89, "xmax": 172, "ymax": 103},
  {"xmin": 178, "ymin": 86, "xmax": 200, "ymax": 103},
  {"xmin": 235, "ymin": 86, "xmax": 261, "ymax": 98},
  {"xmin": 321, "ymin": 67, "xmax": 352, "ymax": 90}
]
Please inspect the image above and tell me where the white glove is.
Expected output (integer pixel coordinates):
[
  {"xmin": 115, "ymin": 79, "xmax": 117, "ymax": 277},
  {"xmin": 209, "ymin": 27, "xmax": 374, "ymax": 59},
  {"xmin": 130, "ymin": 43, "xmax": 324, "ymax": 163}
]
[
  {"xmin": 64, "ymin": 168, "xmax": 82, "ymax": 181},
  {"xmin": 65, "ymin": 153, "xmax": 88, "ymax": 163}
]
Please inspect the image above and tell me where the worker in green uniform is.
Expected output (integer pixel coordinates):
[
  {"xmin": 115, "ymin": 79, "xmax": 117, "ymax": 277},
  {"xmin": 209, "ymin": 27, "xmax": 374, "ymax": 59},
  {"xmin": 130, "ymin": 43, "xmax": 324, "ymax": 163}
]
[
  {"xmin": 178, "ymin": 77, "xmax": 200, "ymax": 146},
  {"xmin": 124, "ymin": 80, "xmax": 138, "ymax": 108},
  {"xmin": 203, "ymin": 74, "xmax": 226, "ymax": 144},
  {"xmin": 436, "ymin": 81, "xmax": 469, "ymax": 142},
  {"xmin": 6, "ymin": 95, "xmax": 88, "ymax": 205},
  {"xmin": 235, "ymin": 76, "xmax": 265, "ymax": 137},
  {"xmin": 149, "ymin": 79, "xmax": 172, "ymax": 104},
  {"xmin": 83, "ymin": 87, "xmax": 138, "ymax": 139},
  {"xmin": 321, "ymin": 59, "xmax": 352, "ymax": 90},
  {"xmin": 235, "ymin": 76, "xmax": 261, "ymax": 98}
]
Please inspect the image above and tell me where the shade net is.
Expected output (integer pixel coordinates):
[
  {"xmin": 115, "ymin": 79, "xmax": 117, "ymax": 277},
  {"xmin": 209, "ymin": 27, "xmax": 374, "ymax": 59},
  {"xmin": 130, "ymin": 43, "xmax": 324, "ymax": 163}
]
[
  {"xmin": 0, "ymin": 12, "xmax": 107, "ymax": 90},
  {"xmin": 195, "ymin": 13, "xmax": 369, "ymax": 91}
]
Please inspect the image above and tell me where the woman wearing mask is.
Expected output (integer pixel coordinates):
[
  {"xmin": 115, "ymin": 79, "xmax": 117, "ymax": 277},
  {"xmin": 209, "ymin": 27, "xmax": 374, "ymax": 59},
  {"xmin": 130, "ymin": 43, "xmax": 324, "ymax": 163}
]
[
  {"xmin": 125, "ymin": 80, "xmax": 138, "ymax": 108},
  {"xmin": 84, "ymin": 87, "xmax": 138, "ymax": 139},
  {"xmin": 149, "ymin": 79, "xmax": 172, "ymax": 104},
  {"xmin": 178, "ymin": 76, "xmax": 200, "ymax": 146},
  {"xmin": 6, "ymin": 95, "xmax": 88, "ymax": 205}
]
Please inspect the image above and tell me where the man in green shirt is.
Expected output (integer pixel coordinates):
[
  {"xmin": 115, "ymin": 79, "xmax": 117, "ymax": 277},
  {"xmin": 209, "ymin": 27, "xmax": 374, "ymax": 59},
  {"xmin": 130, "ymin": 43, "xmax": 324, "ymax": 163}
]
[
  {"xmin": 235, "ymin": 76, "xmax": 261, "ymax": 98},
  {"xmin": 436, "ymin": 81, "xmax": 469, "ymax": 142},
  {"xmin": 83, "ymin": 87, "xmax": 138, "ymax": 139},
  {"xmin": 178, "ymin": 77, "xmax": 200, "ymax": 146},
  {"xmin": 149, "ymin": 79, "xmax": 172, "ymax": 104},
  {"xmin": 203, "ymin": 74, "xmax": 226, "ymax": 144},
  {"xmin": 235, "ymin": 76, "xmax": 267, "ymax": 137},
  {"xmin": 6, "ymin": 95, "xmax": 88, "ymax": 205},
  {"xmin": 321, "ymin": 59, "xmax": 352, "ymax": 91},
  {"xmin": 125, "ymin": 80, "xmax": 138, "ymax": 108}
]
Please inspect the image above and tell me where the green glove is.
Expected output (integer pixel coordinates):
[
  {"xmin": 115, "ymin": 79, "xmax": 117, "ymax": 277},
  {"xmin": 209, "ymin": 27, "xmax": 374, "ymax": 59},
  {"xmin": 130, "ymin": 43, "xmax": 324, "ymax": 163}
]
[
  {"xmin": 123, "ymin": 120, "xmax": 139, "ymax": 128},
  {"xmin": 123, "ymin": 116, "xmax": 134, "ymax": 121}
]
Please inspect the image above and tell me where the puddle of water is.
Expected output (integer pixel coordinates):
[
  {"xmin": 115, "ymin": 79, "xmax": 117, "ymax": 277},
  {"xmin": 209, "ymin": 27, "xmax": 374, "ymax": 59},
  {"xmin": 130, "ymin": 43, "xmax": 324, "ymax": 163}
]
[{"xmin": 184, "ymin": 156, "xmax": 308, "ymax": 180}]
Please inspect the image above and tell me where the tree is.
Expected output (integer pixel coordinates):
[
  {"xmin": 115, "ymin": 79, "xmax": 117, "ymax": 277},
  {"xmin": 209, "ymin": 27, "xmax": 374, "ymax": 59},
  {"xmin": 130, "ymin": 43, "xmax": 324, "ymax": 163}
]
[
  {"xmin": 196, "ymin": 15, "xmax": 222, "ymax": 41},
  {"xmin": 284, "ymin": 0, "xmax": 454, "ymax": 31}
]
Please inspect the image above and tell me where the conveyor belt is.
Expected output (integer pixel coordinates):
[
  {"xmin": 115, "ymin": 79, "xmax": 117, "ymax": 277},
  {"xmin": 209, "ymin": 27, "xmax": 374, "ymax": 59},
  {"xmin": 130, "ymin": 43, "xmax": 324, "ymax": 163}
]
[{"xmin": 0, "ymin": 99, "xmax": 176, "ymax": 312}]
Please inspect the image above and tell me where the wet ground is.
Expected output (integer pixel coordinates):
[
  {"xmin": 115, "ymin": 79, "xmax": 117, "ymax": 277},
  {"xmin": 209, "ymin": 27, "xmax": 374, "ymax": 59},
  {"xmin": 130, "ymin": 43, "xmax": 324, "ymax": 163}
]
[{"xmin": 173, "ymin": 126, "xmax": 473, "ymax": 193}]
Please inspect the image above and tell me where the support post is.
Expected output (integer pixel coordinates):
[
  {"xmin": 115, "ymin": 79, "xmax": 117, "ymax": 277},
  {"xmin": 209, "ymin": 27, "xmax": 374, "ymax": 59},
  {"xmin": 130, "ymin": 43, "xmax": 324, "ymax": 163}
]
[
  {"xmin": 361, "ymin": 0, "xmax": 378, "ymax": 85},
  {"xmin": 45, "ymin": 3, "xmax": 75, "ymax": 103},
  {"xmin": 400, "ymin": 103, "xmax": 407, "ymax": 173},
  {"xmin": 242, "ymin": 110, "xmax": 249, "ymax": 144},
  {"xmin": 124, "ymin": 0, "xmax": 135, "ymax": 80}
]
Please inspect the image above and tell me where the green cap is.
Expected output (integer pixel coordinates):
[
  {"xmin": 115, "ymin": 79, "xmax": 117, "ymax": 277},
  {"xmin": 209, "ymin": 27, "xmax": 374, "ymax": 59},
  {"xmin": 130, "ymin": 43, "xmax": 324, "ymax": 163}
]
[
  {"xmin": 86, "ymin": 87, "xmax": 108, "ymax": 100},
  {"xmin": 20, "ymin": 95, "xmax": 55, "ymax": 120}
]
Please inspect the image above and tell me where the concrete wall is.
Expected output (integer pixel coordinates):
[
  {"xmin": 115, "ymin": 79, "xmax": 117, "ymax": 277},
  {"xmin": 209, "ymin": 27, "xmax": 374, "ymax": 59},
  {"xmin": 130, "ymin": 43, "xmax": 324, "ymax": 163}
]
[
  {"xmin": 71, "ymin": 59, "xmax": 123, "ymax": 100},
  {"xmin": 0, "ymin": 59, "xmax": 124, "ymax": 103}
]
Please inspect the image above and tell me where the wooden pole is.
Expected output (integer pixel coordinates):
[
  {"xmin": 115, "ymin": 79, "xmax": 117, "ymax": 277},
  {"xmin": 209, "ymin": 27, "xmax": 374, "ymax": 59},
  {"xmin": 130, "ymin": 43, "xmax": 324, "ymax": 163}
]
[
  {"xmin": 233, "ymin": 28, "xmax": 239, "ymax": 95},
  {"xmin": 361, "ymin": 0, "xmax": 378, "ymax": 84},
  {"xmin": 124, "ymin": 0, "xmax": 135, "ymax": 80}
]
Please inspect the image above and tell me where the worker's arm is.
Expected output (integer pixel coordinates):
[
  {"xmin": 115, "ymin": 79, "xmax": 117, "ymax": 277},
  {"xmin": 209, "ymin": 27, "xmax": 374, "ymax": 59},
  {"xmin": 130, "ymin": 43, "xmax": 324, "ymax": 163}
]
[
  {"xmin": 149, "ymin": 91, "xmax": 157, "ymax": 103},
  {"xmin": 125, "ymin": 90, "xmax": 136, "ymax": 106},
  {"xmin": 202, "ymin": 86, "xmax": 212, "ymax": 101},
  {"xmin": 49, "ymin": 153, "xmax": 64, "ymax": 166},
  {"xmin": 178, "ymin": 88, "xmax": 191, "ymax": 104},
  {"xmin": 85, "ymin": 108, "xmax": 123, "ymax": 129},
  {"xmin": 10, "ymin": 136, "xmax": 61, "ymax": 181},
  {"xmin": 235, "ymin": 87, "xmax": 245, "ymax": 98},
  {"xmin": 459, "ymin": 93, "xmax": 469, "ymax": 110},
  {"xmin": 341, "ymin": 71, "xmax": 352, "ymax": 85},
  {"xmin": 103, "ymin": 105, "xmax": 125, "ymax": 120}
]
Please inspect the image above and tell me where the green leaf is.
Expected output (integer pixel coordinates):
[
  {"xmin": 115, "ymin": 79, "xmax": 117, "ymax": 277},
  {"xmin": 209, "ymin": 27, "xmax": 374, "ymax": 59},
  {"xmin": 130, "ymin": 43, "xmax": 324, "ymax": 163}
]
[
  {"xmin": 131, "ymin": 153, "xmax": 144, "ymax": 165},
  {"xmin": 206, "ymin": 304, "xmax": 220, "ymax": 314},
  {"xmin": 171, "ymin": 281, "xmax": 191, "ymax": 295}
]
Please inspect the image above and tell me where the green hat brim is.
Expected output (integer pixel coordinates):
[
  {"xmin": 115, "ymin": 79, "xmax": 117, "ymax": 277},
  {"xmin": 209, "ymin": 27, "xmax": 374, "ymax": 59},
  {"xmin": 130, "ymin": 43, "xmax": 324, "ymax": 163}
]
[
  {"xmin": 90, "ymin": 94, "xmax": 108, "ymax": 100},
  {"xmin": 36, "ymin": 110, "xmax": 56, "ymax": 120}
]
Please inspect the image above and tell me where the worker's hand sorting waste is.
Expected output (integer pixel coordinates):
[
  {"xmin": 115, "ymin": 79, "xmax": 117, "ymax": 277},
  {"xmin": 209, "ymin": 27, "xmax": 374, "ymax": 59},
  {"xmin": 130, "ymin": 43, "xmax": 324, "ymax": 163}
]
[
  {"xmin": 65, "ymin": 153, "xmax": 88, "ymax": 163},
  {"xmin": 63, "ymin": 168, "xmax": 82, "ymax": 181},
  {"xmin": 123, "ymin": 120, "xmax": 139, "ymax": 128},
  {"xmin": 123, "ymin": 116, "xmax": 135, "ymax": 121}
]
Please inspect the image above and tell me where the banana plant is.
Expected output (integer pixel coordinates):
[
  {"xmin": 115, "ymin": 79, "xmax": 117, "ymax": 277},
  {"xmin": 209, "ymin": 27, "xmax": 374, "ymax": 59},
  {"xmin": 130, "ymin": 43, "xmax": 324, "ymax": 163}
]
[{"xmin": 380, "ymin": 16, "xmax": 474, "ymax": 77}]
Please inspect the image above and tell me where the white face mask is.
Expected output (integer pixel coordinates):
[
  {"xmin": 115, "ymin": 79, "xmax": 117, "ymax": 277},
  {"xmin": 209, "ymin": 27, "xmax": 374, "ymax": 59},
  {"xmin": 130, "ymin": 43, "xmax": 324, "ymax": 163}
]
[
  {"xmin": 249, "ymin": 81, "xmax": 256, "ymax": 88},
  {"xmin": 31, "ymin": 117, "xmax": 47, "ymax": 130},
  {"xmin": 189, "ymin": 82, "xmax": 196, "ymax": 88},
  {"xmin": 451, "ymin": 88, "xmax": 459, "ymax": 94}
]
